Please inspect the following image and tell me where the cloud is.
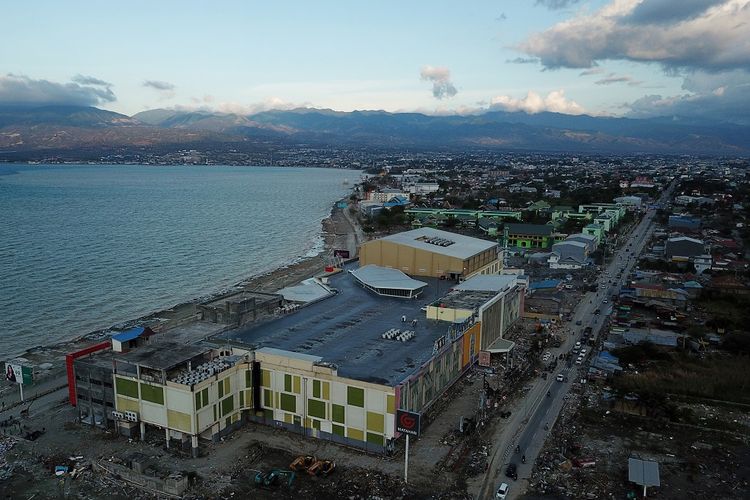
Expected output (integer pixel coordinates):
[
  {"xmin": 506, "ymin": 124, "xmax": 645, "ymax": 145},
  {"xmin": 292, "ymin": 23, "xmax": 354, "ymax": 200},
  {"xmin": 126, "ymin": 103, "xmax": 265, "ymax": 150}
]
[
  {"xmin": 579, "ymin": 67, "xmax": 605, "ymax": 76},
  {"xmin": 624, "ymin": 0, "xmax": 726, "ymax": 25},
  {"xmin": 143, "ymin": 80, "xmax": 175, "ymax": 91},
  {"xmin": 496, "ymin": 13, "xmax": 507, "ymax": 21},
  {"xmin": 420, "ymin": 66, "xmax": 458, "ymax": 99},
  {"xmin": 143, "ymin": 80, "xmax": 176, "ymax": 100},
  {"xmin": 489, "ymin": 89, "xmax": 585, "ymax": 114},
  {"xmin": 507, "ymin": 57, "xmax": 541, "ymax": 64},
  {"xmin": 518, "ymin": 0, "xmax": 750, "ymax": 71},
  {"xmin": 71, "ymin": 74, "xmax": 112, "ymax": 87},
  {"xmin": 625, "ymin": 69, "xmax": 750, "ymax": 124},
  {"xmin": 175, "ymin": 96, "xmax": 308, "ymax": 115},
  {"xmin": 0, "ymin": 73, "xmax": 116, "ymax": 106},
  {"xmin": 535, "ymin": 0, "xmax": 582, "ymax": 9},
  {"xmin": 595, "ymin": 73, "xmax": 642, "ymax": 86}
]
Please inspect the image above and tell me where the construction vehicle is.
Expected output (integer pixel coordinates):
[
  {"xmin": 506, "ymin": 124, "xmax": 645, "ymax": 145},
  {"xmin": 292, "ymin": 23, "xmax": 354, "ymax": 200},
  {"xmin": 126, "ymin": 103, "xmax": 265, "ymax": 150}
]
[
  {"xmin": 307, "ymin": 459, "xmax": 336, "ymax": 477},
  {"xmin": 289, "ymin": 455, "xmax": 316, "ymax": 472},
  {"xmin": 254, "ymin": 469, "xmax": 295, "ymax": 489}
]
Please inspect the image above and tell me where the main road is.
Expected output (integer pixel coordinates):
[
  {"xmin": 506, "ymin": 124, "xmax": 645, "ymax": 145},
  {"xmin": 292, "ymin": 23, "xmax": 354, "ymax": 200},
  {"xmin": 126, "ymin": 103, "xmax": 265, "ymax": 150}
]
[{"xmin": 478, "ymin": 184, "xmax": 675, "ymax": 499}]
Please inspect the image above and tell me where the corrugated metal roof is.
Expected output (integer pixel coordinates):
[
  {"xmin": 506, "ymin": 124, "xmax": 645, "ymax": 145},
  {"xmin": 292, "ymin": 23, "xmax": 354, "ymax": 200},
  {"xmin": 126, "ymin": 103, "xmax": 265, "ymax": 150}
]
[
  {"xmin": 374, "ymin": 228, "xmax": 497, "ymax": 260},
  {"xmin": 112, "ymin": 326, "xmax": 145, "ymax": 343}
]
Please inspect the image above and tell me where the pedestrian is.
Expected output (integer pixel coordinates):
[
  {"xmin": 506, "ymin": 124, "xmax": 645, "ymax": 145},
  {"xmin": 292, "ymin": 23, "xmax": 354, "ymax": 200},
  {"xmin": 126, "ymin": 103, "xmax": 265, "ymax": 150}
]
[
  {"xmin": 411, "ymin": 318, "xmax": 417, "ymax": 327},
  {"xmin": 401, "ymin": 315, "xmax": 406, "ymax": 323}
]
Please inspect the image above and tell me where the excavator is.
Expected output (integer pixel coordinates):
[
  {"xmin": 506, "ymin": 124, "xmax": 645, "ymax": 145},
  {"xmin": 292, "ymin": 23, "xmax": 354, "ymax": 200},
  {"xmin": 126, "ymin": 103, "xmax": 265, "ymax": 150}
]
[
  {"xmin": 254, "ymin": 469, "xmax": 296, "ymax": 489},
  {"xmin": 289, "ymin": 455, "xmax": 316, "ymax": 472},
  {"xmin": 307, "ymin": 459, "xmax": 336, "ymax": 477}
]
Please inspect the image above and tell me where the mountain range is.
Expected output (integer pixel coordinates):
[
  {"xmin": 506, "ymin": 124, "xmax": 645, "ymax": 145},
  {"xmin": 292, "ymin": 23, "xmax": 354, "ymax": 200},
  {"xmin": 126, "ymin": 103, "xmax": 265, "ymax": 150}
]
[{"xmin": 0, "ymin": 104, "xmax": 748, "ymax": 158}]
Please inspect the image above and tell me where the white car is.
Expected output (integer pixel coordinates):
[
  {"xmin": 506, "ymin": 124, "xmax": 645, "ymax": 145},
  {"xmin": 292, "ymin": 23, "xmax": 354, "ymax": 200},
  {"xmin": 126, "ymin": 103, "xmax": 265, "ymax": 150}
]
[
  {"xmin": 580, "ymin": 348, "xmax": 588, "ymax": 355},
  {"xmin": 576, "ymin": 356, "xmax": 584, "ymax": 365},
  {"xmin": 496, "ymin": 482, "xmax": 509, "ymax": 499},
  {"xmin": 556, "ymin": 373, "xmax": 565, "ymax": 382},
  {"xmin": 603, "ymin": 299, "xmax": 609, "ymax": 304}
]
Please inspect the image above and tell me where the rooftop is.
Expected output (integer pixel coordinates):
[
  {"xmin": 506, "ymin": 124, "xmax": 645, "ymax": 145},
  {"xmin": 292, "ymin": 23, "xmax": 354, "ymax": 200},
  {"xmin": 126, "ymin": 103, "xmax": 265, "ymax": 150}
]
[
  {"xmin": 433, "ymin": 289, "xmax": 498, "ymax": 311},
  {"xmin": 222, "ymin": 264, "xmax": 456, "ymax": 386},
  {"xmin": 452, "ymin": 274, "xmax": 516, "ymax": 293},
  {"xmin": 374, "ymin": 227, "xmax": 497, "ymax": 260},
  {"xmin": 505, "ymin": 223, "xmax": 553, "ymax": 236},
  {"xmin": 115, "ymin": 342, "xmax": 211, "ymax": 372},
  {"xmin": 350, "ymin": 265, "xmax": 428, "ymax": 292}
]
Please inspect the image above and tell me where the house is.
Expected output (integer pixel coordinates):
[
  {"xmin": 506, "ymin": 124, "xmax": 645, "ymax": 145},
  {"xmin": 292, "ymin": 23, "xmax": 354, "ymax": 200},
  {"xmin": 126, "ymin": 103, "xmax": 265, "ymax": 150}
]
[
  {"xmin": 503, "ymin": 223, "xmax": 554, "ymax": 249},
  {"xmin": 665, "ymin": 237, "xmax": 706, "ymax": 261},
  {"xmin": 668, "ymin": 215, "xmax": 701, "ymax": 232},
  {"xmin": 548, "ymin": 240, "xmax": 589, "ymax": 269},
  {"xmin": 583, "ymin": 223, "xmax": 605, "ymax": 244},
  {"xmin": 565, "ymin": 233, "xmax": 598, "ymax": 252}
]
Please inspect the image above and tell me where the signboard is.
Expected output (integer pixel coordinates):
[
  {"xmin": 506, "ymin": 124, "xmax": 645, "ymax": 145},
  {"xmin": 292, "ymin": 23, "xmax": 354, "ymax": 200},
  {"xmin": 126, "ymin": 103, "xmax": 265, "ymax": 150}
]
[
  {"xmin": 5, "ymin": 363, "xmax": 33, "ymax": 385},
  {"xmin": 478, "ymin": 351, "xmax": 491, "ymax": 367},
  {"xmin": 396, "ymin": 409, "xmax": 421, "ymax": 437},
  {"xmin": 333, "ymin": 249, "xmax": 350, "ymax": 259}
]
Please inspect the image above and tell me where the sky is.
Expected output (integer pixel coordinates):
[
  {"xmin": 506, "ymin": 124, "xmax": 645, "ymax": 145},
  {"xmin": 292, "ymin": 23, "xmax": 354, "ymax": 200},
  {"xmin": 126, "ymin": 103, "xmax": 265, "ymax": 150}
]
[{"xmin": 1, "ymin": 0, "xmax": 749, "ymax": 123}]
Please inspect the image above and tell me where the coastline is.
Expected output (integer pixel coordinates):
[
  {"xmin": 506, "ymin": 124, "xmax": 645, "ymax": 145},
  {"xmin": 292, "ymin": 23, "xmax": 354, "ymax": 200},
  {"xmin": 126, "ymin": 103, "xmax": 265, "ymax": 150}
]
[{"xmin": 1, "ymin": 198, "xmax": 363, "ymax": 407}]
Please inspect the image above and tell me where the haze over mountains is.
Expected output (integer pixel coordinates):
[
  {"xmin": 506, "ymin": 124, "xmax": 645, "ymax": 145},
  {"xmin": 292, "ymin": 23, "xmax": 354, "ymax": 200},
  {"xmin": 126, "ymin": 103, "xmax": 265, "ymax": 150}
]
[{"xmin": 1, "ymin": 104, "xmax": 748, "ymax": 159}]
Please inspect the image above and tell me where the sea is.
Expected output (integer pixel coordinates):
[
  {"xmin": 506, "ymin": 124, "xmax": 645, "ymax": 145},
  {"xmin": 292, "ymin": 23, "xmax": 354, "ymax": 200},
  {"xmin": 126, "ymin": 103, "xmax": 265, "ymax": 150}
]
[{"xmin": 0, "ymin": 164, "xmax": 357, "ymax": 357}]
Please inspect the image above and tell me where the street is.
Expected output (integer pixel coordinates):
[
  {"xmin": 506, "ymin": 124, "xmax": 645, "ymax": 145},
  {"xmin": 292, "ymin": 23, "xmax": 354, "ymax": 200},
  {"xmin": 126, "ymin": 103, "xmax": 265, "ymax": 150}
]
[{"xmin": 479, "ymin": 185, "xmax": 673, "ymax": 499}]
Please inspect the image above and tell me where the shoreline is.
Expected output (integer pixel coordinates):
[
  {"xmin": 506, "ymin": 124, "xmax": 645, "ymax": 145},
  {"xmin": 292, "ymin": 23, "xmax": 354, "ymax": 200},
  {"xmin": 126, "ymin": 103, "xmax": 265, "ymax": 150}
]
[{"xmin": 1, "ymin": 198, "xmax": 363, "ymax": 405}]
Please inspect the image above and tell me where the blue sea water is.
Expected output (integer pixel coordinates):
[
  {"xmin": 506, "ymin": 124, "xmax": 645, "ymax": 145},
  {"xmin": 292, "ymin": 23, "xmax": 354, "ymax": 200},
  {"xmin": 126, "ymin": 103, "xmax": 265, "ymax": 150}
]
[{"xmin": 0, "ymin": 164, "xmax": 356, "ymax": 357}]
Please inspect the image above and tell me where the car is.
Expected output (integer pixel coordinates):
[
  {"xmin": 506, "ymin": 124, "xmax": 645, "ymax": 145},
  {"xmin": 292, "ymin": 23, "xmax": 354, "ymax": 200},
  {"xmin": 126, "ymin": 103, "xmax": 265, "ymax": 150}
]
[
  {"xmin": 575, "ymin": 341, "xmax": 582, "ymax": 349},
  {"xmin": 505, "ymin": 463, "xmax": 518, "ymax": 480},
  {"xmin": 594, "ymin": 309, "xmax": 601, "ymax": 315},
  {"xmin": 575, "ymin": 320, "xmax": 582, "ymax": 326},
  {"xmin": 600, "ymin": 284, "xmax": 606, "ymax": 289},
  {"xmin": 575, "ymin": 356, "xmax": 584, "ymax": 365},
  {"xmin": 556, "ymin": 373, "xmax": 565, "ymax": 382},
  {"xmin": 580, "ymin": 348, "xmax": 588, "ymax": 355},
  {"xmin": 496, "ymin": 482, "xmax": 510, "ymax": 499},
  {"xmin": 603, "ymin": 299, "xmax": 609, "ymax": 304}
]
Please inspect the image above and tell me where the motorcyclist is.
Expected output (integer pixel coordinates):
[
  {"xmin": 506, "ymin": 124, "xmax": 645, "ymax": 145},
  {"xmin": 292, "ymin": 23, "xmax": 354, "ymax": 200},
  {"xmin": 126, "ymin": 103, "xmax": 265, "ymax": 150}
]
[
  {"xmin": 522, "ymin": 455, "xmax": 526, "ymax": 464},
  {"xmin": 515, "ymin": 444, "xmax": 520, "ymax": 454},
  {"xmin": 547, "ymin": 390, "xmax": 550, "ymax": 397}
]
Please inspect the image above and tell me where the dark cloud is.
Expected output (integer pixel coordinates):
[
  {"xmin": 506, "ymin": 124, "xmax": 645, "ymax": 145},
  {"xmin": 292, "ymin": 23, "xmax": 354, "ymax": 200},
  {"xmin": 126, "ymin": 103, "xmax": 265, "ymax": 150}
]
[
  {"xmin": 625, "ymin": 69, "xmax": 750, "ymax": 125},
  {"xmin": 420, "ymin": 66, "xmax": 458, "ymax": 99},
  {"xmin": 535, "ymin": 0, "xmax": 581, "ymax": 10},
  {"xmin": 0, "ymin": 73, "xmax": 116, "ymax": 106},
  {"xmin": 507, "ymin": 57, "xmax": 540, "ymax": 64},
  {"xmin": 143, "ymin": 80, "xmax": 176, "ymax": 91},
  {"xmin": 624, "ymin": 0, "xmax": 725, "ymax": 25},
  {"xmin": 71, "ymin": 74, "xmax": 112, "ymax": 87},
  {"xmin": 519, "ymin": 0, "xmax": 750, "ymax": 71}
]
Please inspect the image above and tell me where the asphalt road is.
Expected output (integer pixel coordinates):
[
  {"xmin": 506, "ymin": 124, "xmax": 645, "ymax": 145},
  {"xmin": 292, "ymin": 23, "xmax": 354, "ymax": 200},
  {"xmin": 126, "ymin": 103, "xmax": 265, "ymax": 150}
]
[{"xmin": 482, "ymin": 185, "xmax": 675, "ymax": 499}]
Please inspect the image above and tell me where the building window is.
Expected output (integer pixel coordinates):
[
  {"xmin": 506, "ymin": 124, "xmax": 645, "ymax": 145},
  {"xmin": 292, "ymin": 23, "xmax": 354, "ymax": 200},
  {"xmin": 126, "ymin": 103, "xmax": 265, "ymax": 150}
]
[
  {"xmin": 332, "ymin": 403, "xmax": 345, "ymax": 424},
  {"xmin": 284, "ymin": 374, "xmax": 292, "ymax": 393},
  {"xmin": 140, "ymin": 383, "xmax": 164, "ymax": 405},
  {"xmin": 347, "ymin": 386, "xmax": 365, "ymax": 407},
  {"xmin": 280, "ymin": 393, "xmax": 296, "ymax": 413},
  {"xmin": 115, "ymin": 377, "xmax": 138, "ymax": 399},
  {"xmin": 312, "ymin": 379, "xmax": 321, "ymax": 398},
  {"xmin": 308, "ymin": 399, "xmax": 326, "ymax": 419}
]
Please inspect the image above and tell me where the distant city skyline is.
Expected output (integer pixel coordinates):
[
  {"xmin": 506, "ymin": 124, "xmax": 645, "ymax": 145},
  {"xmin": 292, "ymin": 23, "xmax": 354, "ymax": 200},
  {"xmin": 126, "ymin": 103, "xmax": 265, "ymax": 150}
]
[{"xmin": 1, "ymin": 1, "xmax": 749, "ymax": 123}]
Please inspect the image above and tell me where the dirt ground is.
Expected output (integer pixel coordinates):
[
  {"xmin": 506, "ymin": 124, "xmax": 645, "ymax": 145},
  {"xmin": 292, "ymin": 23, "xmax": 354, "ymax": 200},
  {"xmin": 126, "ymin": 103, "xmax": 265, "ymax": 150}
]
[{"xmin": 524, "ymin": 379, "xmax": 750, "ymax": 500}]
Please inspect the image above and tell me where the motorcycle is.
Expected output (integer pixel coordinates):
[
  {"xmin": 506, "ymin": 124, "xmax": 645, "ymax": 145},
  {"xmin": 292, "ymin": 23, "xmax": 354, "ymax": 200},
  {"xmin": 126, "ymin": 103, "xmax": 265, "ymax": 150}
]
[{"xmin": 522, "ymin": 455, "xmax": 526, "ymax": 464}]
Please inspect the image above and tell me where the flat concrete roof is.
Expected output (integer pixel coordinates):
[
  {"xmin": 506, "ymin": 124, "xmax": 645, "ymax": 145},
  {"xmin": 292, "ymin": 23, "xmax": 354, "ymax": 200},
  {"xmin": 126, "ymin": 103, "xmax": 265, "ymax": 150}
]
[
  {"xmin": 115, "ymin": 342, "xmax": 210, "ymax": 372},
  {"xmin": 202, "ymin": 291, "xmax": 279, "ymax": 308},
  {"xmin": 222, "ymin": 264, "xmax": 456, "ymax": 387},
  {"xmin": 373, "ymin": 227, "xmax": 497, "ymax": 260},
  {"xmin": 433, "ymin": 289, "xmax": 497, "ymax": 311},
  {"xmin": 452, "ymin": 274, "xmax": 516, "ymax": 293}
]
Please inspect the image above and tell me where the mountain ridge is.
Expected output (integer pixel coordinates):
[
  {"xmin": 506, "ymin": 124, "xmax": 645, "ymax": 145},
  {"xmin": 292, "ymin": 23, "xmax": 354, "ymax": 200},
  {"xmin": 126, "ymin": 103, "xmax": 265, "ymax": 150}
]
[{"xmin": 0, "ymin": 104, "xmax": 747, "ymax": 156}]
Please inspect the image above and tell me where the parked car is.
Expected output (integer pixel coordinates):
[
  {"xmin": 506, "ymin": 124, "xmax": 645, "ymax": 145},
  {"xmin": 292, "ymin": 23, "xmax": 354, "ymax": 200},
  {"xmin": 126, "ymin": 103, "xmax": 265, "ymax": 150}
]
[
  {"xmin": 575, "ymin": 320, "xmax": 582, "ymax": 326},
  {"xmin": 496, "ymin": 482, "xmax": 510, "ymax": 499},
  {"xmin": 575, "ymin": 357, "xmax": 584, "ymax": 365}
]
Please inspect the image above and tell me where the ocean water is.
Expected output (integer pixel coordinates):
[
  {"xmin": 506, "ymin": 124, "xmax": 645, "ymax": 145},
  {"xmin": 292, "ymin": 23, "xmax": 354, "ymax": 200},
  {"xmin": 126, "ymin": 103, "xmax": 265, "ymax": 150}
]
[{"xmin": 0, "ymin": 164, "xmax": 356, "ymax": 357}]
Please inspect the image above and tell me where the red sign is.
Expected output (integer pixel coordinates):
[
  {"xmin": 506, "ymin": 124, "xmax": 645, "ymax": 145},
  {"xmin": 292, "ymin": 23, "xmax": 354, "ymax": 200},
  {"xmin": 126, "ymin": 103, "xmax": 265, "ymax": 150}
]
[
  {"xmin": 396, "ymin": 409, "xmax": 420, "ymax": 437},
  {"xmin": 478, "ymin": 351, "xmax": 491, "ymax": 367}
]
